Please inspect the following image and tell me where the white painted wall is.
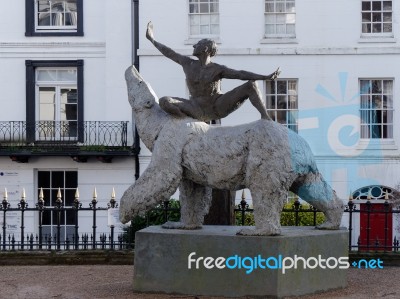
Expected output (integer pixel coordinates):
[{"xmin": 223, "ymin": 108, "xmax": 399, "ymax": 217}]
[
  {"xmin": 0, "ymin": 0, "xmax": 135, "ymax": 238},
  {"xmin": 138, "ymin": 0, "xmax": 400, "ymax": 203}
]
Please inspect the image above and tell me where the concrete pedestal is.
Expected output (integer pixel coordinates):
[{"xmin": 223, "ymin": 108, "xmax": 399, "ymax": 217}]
[{"xmin": 133, "ymin": 226, "xmax": 348, "ymax": 298}]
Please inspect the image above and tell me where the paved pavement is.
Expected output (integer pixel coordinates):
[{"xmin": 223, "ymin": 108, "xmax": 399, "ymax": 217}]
[{"xmin": 0, "ymin": 265, "xmax": 398, "ymax": 298}]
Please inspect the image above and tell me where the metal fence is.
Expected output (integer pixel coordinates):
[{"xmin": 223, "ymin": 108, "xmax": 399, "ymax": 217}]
[
  {"xmin": 236, "ymin": 197, "xmax": 400, "ymax": 253},
  {"xmin": 0, "ymin": 189, "xmax": 132, "ymax": 251},
  {"xmin": 0, "ymin": 121, "xmax": 129, "ymax": 151},
  {"xmin": 3, "ymin": 193, "xmax": 400, "ymax": 253}
]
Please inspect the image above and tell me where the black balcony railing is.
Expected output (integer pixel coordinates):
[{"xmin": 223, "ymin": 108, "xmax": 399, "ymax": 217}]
[{"xmin": 0, "ymin": 121, "xmax": 132, "ymax": 157}]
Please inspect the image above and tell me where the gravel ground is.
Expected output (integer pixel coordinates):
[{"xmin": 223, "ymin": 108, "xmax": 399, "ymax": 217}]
[{"xmin": 0, "ymin": 265, "xmax": 398, "ymax": 299}]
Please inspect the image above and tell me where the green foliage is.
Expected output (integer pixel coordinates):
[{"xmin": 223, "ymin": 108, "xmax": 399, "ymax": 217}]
[
  {"xmin": 122, "ymin": 199, "xmax": 181, "ymax": 245},
  {"xmin": 234, "ymin": 201, "xmax": 325, "ymax": 227},
  {"xmin": 281, "ymin": 201, "xmax": 325, "ymax": 226},
  {"xmin": 235, "ymin": 211, "xmax": 255, "ymax": 226}
]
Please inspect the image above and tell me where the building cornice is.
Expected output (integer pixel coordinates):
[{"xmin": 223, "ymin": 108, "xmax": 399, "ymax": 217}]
[
  {"xmin": 0, "ymin": 42, "xmax": 106, "ymax": 57},
  {"xmin": 138, "ymin": 46, "xmax": 400, "ymax": 56}
]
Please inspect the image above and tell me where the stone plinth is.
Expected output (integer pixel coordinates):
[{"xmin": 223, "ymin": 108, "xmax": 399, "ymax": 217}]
[{"xmin": 133, "ymin": 226, "xmax": 348, "ymax": 298}]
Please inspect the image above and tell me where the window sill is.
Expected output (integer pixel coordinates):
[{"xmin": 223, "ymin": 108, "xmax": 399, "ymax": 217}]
[
  {"xmin": 260, "ymin": 37, "xmax": 298, "ymax": 44},
  {"xmin": 184, "ymin": 37, "xmax": 221, "ymax": 45},
  {"xmin": 357, "ymin": 139, "xmax": 398, "ymax": 150},
  {"xmin": 358, "ymin": 36, "xmax": 396, "ymax": 43},
  {"xmin": 26, "ymin": 31, "xmax": 83, "ymax": 37}
]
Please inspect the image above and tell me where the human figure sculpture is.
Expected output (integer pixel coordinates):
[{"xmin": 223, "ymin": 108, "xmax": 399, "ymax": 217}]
[
  {"xmin": 119, "ymin": 66, "xmax": 344, "ymax": 236},
  {"xmin": 146, "ymin": 21, "xmax": 280, "ymax": 122}
]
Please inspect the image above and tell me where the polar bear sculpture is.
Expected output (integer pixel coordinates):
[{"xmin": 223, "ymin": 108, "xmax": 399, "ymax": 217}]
[{"xmin": 119, "ymin": 66, "xmax": 343, "ymax": 235}]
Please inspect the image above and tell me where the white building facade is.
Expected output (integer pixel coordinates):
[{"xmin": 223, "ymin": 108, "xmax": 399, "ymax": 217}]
[
  {"xmin": 0, "ymin": 0, "xmax": 135, "ymax": 241},
  {"xmin": 138, "ymin": 0, "xmax": 400, "ymax": 246}
]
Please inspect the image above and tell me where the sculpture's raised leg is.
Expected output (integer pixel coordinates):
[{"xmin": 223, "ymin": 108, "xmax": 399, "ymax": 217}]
[
  {"xmin": 119, "ymin": 162, "xmax": 183, "ymax": 224},
  {"xmin": 163, "ymin": 178, "xmax": 212, "ymax": 229},
  {"xmin": 291, "ymin": 172, "xmax": 344, "ymax": 230},
  {"xmin": 237, "ymin": 189, "xmax": 286, "ymax": 236}
]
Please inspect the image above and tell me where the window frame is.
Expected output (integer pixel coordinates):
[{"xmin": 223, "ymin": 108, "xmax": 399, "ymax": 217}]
[
  {"xmin": 25, "ymin": 0, "xmax": 83, "ymax": 36},
  {"xmin": 264, "ymin": 0, "xmax": 296, "ymax": 39},
  {"xmin": 361, "ymin": 0, "xmax": 393, "ymax": 38},
  {"xmin": 265, "ymin": 78, "xmax": 298, "ymax": 132},
  {"xmin": 26, "ymin": 60, "xmax": 84, "ymax": 143},
  {"xmin": 37, "ymin": 169, "xmax": 78, "ymax": 240},
  {"xmin": 188, "ymin": 0, "xmax": 220, "ymax": 38},
  {"xmin": 359, "ymin": 78, "xmax": 394, "ymax": 140}
]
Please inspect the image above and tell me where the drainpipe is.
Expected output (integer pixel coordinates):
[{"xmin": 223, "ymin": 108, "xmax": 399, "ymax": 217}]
[{"xmin": 132, "ymin": 0, "xmax": 141, "ymax": 180}]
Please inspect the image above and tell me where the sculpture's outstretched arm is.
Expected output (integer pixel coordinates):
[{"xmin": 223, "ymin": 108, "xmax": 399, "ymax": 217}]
[
  {"xmin": 146, "ymin": 21, "xmax": 191, "ymax": 65},
  {"xmin": 219, "ymin": 65, "xmax": 281, "ymax": 81}
]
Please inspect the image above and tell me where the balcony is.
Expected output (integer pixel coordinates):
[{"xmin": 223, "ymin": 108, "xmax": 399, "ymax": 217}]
[{"xmin": 0, "ymin": 121, "xmax": 135, "ymax": 162}]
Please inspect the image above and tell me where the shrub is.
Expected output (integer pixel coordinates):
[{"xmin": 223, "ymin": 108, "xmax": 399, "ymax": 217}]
[
  {"xmin": 235, "ymin": 201, "xmax": 325, "ymax": 227},
  {"xmin": 122, "ymin": 199, "xmax": 181, "ymax": 245},
  {"xmin": 281, "ymin": 201, "xmax": 325, "ymax": 226}
]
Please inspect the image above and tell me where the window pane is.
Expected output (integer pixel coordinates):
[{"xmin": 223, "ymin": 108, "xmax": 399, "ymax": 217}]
[
  {"xmin": 266, "ymin": 14, "xmax": 276, "ymax": 24},
  {"xmin": 372, "ymin": 12, "xmax": 382, "ymax": 22},
  {"xmin": 66, "ymin": 0, "xmax": 77, "ymax": 11},
  {"xmin": 200, "ymin": 3, "xmax": 209, "ymax": 13},
  {"xmin": 190, "ymin": 3, "xmax": 198, "ymax": 13},
  {"xmin": 383, "ymin": 1, "xmax": 392, "ymax": 10},
  {"xmin": 276, "ymin": 2, "xmax": 285, "ymax": 12},
  {"xmin": 372, "ymin": 95, "xmax": 383, "ymax": 108},
  {"xmin": 37, "ymin": 70, "xmax": 57, "ymax": 81},
  {"xmin": 52, "ymin": 1, "xmax": 66, "ymax": 12},
  {"xmin": 383, "ymin": 23, "xmax": 392, "ymax": 32},
  {"xmin": 210, "ymin": 3, "xmax": 218, "ymax": 12},
  {"xmin": 65, "ymin": 171, "xmax": 78, "ymax": 188},
  {"xmin": 371, "ymin": 80, "xmax": 382, "ymax": 93},
  {"xmin": 200, "ymin": 25, "xmax": 209, "ymax": 34},
  {"xmin": 277, "ymin": 81, "xmax": 287, "ymax": 93},
  {"xmin": 64, "ymin": 189, "xmax": 75, "ymax": 206},
  {"xmin": 200, "ymin": 14, "xmax": 210, "ymax": 25},
  {"xmin": 286, "ymin": 2, "xmax": 295, "ymax": 12},
  {"xmin": 360, "ymin": 95, "xmax": 370, "ymax": 108},
  {"xmin": 51, "ymin": 13, "xmax": 64, "ymax": 26},
  {"xmin": 266, "ymin": 95, "xmax": 276, "ymax": 109},
  {"xmin": 266, "ymin": 24, "xmax": 275, "ymax": 34},
  {"xmin": 190, "ymin": 15, "xmax": 200, "ymax": 25},
  {"xmin": 210, "ymin": 14, "xmax": 219, "ymax": 23},
  {"xmin": 286, "ymin": 13, "xmax": 295, "ymax": 24},
  {"xmin": 360, "ymin": 80, "xmax": 371, "ymax": 93},
  {"xmin": 276, "ymin": 24, "xmax": 285, "ymax": 34},
  {"xmin": 38, "ymin": 172, "xmax": 51, "ymax": 188},
  {"xmin": 372, "ymin": 1, "xmax": 382, "ymax": 10},
  {"xmin": 39, "ymin": 88, "xmax": 56, "ymax": 121},
  {"xmin": 362, "ymin": 12, "xmax": 371, "ymax": 22},
  {"xmin": 265, "ymin": 3, "xmax": 274, "ymax": 12},
  {"xmin": 52, "ymin": 171, "xmax": 64, "ymax": 188},
  {"xmin": 65, "ymin": 12, "xmax": 77, "ymax": 26},
  {"xmin": 276, "ymin": 14, "xmax": 286, "ymax": 23},
  {"xmin": 57, "ymin": 69, "xmax": 77, "ymax": 81},
  {"xmin": 362, "ymin": 23, "xmax": 371, "ymax": 33},
  {"xmin": 38, "ymin": 13, "xmax": 51, "ymax": 26},
  {"xmin": 38, "ymin": 1, "xmax": 50, "ymax": 12},
  {"xmin": 362, "ymin": 1, "xmax": 371, "ymax": 11},
  {"xmin": 383, "ymin": 80, "xmax": 393, "ymax": 93},
  {"xmin": 277, "ymin": 95, "xmax": 287, "ymax": 109}
]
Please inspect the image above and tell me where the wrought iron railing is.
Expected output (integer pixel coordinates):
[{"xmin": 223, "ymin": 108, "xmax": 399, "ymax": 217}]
[
  {"xmin": 5, "ymin": 190, "xmax": 400, "ymax": 253},
  {"xmin": 0, "ymin": 121, "xmax": 131, "ymax": 154},
  {"xmin": 0, "ymin": 189, "xmax": 132, "ymax": 251}
]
